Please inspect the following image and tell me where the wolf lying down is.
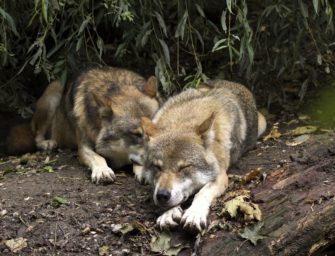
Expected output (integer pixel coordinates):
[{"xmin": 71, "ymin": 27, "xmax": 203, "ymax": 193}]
[
  {"xmin": 132, "ymin": 80, "xmax": 266, "ymax": 232},
  {"xmin": 7, "ymin": 67, "xmax": 160, "ymax": 183}
]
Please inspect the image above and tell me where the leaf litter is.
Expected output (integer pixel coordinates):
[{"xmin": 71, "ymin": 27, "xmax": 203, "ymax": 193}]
[
  {"xmin": 5, "ymin": 237, "xmax": 28, "ymax": 252},
  {"xmin": 238, "ymin": 222, "xmax": 266, "ymax": 245},
  {"xmin": 221, "ymin": 195, "xmax": 262, "ymax": 222},
  {"xmin": 150, "ymin": 231, "xmax": 189, "ymax": 256}
]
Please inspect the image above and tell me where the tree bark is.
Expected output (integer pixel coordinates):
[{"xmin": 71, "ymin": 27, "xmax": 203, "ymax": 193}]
[{"xmin": 199, "ymin": 135, "xmax": 335, "ymax": 256}]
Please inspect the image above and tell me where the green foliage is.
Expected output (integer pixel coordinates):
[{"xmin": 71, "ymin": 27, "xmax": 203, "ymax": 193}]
[{"xmin": 0, "ymin": 0, "xmax": 334, "ymax": 114}]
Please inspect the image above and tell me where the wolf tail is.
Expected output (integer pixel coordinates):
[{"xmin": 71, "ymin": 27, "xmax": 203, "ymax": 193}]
[
  {"xmin": 6, "ymin": 122, "xmax": 36, "ymax": 155},
  {"xmin": 257, "ymin": 112, "xmax": 267, "ymax": 137}
]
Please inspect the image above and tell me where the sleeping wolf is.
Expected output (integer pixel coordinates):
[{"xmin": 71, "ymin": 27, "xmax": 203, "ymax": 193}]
[
  {"xmin": 8, "ymin": 67, "xmax": 160, "ymax": 184},
  {"xmin": 133, "ymin": 80, "xmax": 266, "ymax": 232}
]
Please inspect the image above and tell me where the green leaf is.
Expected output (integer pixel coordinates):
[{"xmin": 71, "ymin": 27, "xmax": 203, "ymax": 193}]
[
  {"xmin": 43, "ymin": 165, "xmax": 54, "ymax": 173},
  {"xmin": 226, "ymin": 0, "xmax": 233, "ymax": 13},
  {"xmin": 212, "ymin": 38, "xmax": 228, "ymax": 52},
  {"xmin": 60, "ymin": 68, "xmax": 67, "ymax": 86},
  {"xmin": 0, "ymin": 7, "xmax": 19, "ymax": 37},
  {"xmin": 193, "ymin": 28, "xmax": 204, "ymax": 51},
  {"xmin": 298, "ymin": 0, "xmax": 309, "ymax": 18},
  {"xmin": 29, "ymin": 47, "xmax": 42, "ymax": 65},
  {"xmin": 154, "ymin": 11, "xmax": 167, "ymax": 37},
  {"xmin": 141, "ymin": 29, "xmax": 152, "ymax": 47},
  {"xmin": 312, "ymin": 0, "xmax": 319, "ymax": 14},
  {"xmin": 246, "ymin": 43, "xmax": 254, "ymax": 64},
  {"xmin": 41, "ymin": 0, "xmax": 49, "ymax": 23},
  {"xmin": 52, "ymin": 196, "xmax": 67, "ymax": 205},
  {"xmin": 174, "ymin": 11, "xmax": 188, "ymax": 40},
  {"xmin": 78, "ymin": 16, "xmax": 91, "ymax": 35},
  {"xmin": 195, "ymin": 4, "xmax": 205, "ymax": 18},
  {"xmin": 239, "ymin": 222, "xmax": 266, "ymax": 245},
  {"xmin": 76, "ymin": 36, "xmax": 83, "ymax": 52},
  {"xmin": 158, "ymin": 39, "xmax": 170, "ymax": 66},
  {"xmin": 221, "ymin": 10, "xmax": 227, "ymax": 32}
]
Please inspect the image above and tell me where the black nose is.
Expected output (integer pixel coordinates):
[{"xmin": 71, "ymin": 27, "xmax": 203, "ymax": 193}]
[{"xmin": 156, "ymin": 189, "xmax": 171, "ymax": 203}]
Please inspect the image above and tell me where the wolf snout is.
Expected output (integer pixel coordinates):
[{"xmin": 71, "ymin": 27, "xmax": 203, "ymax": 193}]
[{"xmin": 156, "ymin": 189, "xmax": 171, "ymax": 203}]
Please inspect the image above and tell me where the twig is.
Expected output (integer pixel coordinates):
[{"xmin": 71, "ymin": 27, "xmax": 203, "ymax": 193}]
[{"xmin": 18, "ymin": 215, "xmax": 29, "ymax": 227}]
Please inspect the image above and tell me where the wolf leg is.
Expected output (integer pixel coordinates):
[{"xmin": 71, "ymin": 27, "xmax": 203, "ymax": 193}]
[
  {"xmin": 32, "ymin": 80, "xmax": 63, "ymax": 151},
  {"xmin": 257, "ymin": 112, "xmax": 267, "ymax": 137},
  {"xmin": 78, "ymin": 143, "xmax": 116, "ymax": 184},
  {"xmin": 181, "ymin": 171, "xmax": 229, "ymax": 232},
  {"xmin": 133, "ymin": 164, "xmax": 147, "ymax": 184}
]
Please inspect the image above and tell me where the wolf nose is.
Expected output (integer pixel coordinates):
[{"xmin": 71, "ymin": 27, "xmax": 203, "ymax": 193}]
[{"xmin": 156, "ymin": 189, "xmax": 171, "ymax": 203}]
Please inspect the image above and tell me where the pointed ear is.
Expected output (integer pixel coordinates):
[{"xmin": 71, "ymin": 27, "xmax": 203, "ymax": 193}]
[
  {"xmin": 141, "ymin": 116, "xmax": 159, "ymax": 138},
  {"xmin": 92, "ymin": 93, "xmax": 113, "ymax": 118},
  {"xmin": 92, "ymin": 92, "xmax": 112, "ymax": 109},
  {"xmin": 196, "ymin": 113, "xmax": 215, "ymax": 136},
  {"xmin": 142, "ymin": 76, "xmax": 157, "ymax": 98}
]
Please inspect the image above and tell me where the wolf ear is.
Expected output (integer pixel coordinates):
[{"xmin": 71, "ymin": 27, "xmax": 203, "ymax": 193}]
[
  {"xmin": 196, "ymin": 113, "xmax": 215, "ymax": 136},
  {"xmin": 92, "ymin": 93, "xmax": 113, "ymax": 118},
  {"xmin": 142, "ymin": 76, "xmax": 157, "ymax": 98},
  {"xmin": 141, "ymin": 116, "xmax": 159, "ymax": 138}
]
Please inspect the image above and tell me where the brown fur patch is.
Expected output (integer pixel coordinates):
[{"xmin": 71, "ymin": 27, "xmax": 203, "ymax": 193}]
[
  {"xmin": 196, "ymin": 113, "xmax": 215, "ymax": 136},
  {"xmin": 6, "ymin": 123, "xmax": 36, "ymax": 155},
  {"xmin": 158, "ymin": 171, "xmax": 177, "ymax": 191},
  {"xmin": 142, "ymin": 76, "xmax": 157, "ymax": 98},
  {"xmin": 142, "ymin": 117, "xmax": 159, "ymax": 137}
]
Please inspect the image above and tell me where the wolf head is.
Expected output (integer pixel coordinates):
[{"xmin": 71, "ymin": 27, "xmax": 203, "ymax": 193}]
[
  {"xmin": 138, "ymin": 115, "xmax": 220, "ymax": 208},
  {"xmin": 94, "ymin": 77, "xmax": 160, "ymax": 168}
]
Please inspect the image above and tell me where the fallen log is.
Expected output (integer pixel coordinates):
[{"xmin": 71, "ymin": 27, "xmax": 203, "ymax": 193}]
[{"xmin": 199, "ymin": 134, "xmax": 335, "ymax": 256}]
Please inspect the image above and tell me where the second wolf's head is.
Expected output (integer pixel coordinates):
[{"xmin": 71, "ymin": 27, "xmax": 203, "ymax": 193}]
[
  {"xmin": 92, "ymin": 76, "xmax": 160, "ymax": 168},
  {"xmin": 136, "ymin": 114, "xmax": 219, "ymax": 208}
]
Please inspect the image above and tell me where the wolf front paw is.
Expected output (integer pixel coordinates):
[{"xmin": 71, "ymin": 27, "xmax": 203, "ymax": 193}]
[
  {"xmin": 133, "ymin": 164, "xmax": 148, "ymax": 184},
  {"xmin": 91, "ymin": 165, "xmax": 116, "ymax": 184},
  {"xmin": 156, "ymin": 206, "xmax": 183, "ymax": 230},
  {"xmin": 181, "ymin": 205, "xmax": 209, "ymax": 233},
  {"xmin": 37, "ymin": 139, "xmax": 57, "ymax": 151}
]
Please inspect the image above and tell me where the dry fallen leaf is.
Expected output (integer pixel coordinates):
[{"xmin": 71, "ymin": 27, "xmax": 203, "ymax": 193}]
[
  {"xmin": 263, "ymin": 126, "xmax": 281, "ymax": 141},
  {"xmin": 239, "ymin": 222, "xmax": 266, "ymax": 245},
  {"xmin": 241, "ymin": 168, "xmax": 262, "ymax": 185},
  {"xmin": 150, "ymin": 232, "xmax": 188, "ymax": 256},
  {"xmin": 221, "ymin": 189, "xmax": 250, "ymax": 202},
  {"xmin": 98, "ymin": 245, "xmax": 110, "ymax": 256},
  {"xmin": 289, "ymin": 126, "xmax": 318, "ymax": 136},
  {"xmin": 5, "ymin": 237, "xmax": 28, "ymax": 253},
  {"xmin": 111, "ymin": 223, "xmax": 135, "ymax": 235},
  {"xmin": 221, "ymin": 195, "xmax": 262, "ymax": 222},
  {"xmin": 286, "ymin": 134, "xmax": 310, "ymax": 146}
]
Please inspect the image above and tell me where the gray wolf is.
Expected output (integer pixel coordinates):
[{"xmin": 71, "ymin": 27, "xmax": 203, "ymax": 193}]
[
  {"xmin": 132, "ymin": 80, "xmax": 266, "ymax": 232},
  {"xmin": 7, "ymin": 67, "xmax": 160, "ymax": 184}
]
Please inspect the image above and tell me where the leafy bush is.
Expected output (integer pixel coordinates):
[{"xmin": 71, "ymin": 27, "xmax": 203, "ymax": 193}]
[{"xmin": 0, "ymin": 0, "xmax": 334, "ymax": 114}]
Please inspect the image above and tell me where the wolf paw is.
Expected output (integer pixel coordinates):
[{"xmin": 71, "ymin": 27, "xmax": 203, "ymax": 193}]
[
  {"xmin": 181, "ymin": 205, "xmax": 209, "ymax": 233},
  {"xmin": 37, "ymin": 140, "xmax": 57, "ymax": 151},
  {"xmin": 91, "ymin": 165, "xmax": 116, "ymax": 184},
  {"xmin": 133, "ymin": 164, "xmax": 147, "ymax": 184},
  {"xmin": 156, "ymin": 206, "xmax": 183, "ymax": 230}
]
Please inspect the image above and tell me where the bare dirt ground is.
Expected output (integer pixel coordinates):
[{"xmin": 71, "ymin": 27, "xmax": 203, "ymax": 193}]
[{"xmin": 0, "ymin": 117, "xmax": 334, "ymax": 255}]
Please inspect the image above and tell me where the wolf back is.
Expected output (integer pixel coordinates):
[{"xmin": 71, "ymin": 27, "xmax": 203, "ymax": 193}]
[{"xmin": 139, "ymin": 79, "xmax": 266, "ymax": 232}]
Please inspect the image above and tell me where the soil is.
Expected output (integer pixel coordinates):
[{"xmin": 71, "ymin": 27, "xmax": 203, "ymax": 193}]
[{"xmin": 0, "ymin": 118, "xmax": 334, "ymax": 255}]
